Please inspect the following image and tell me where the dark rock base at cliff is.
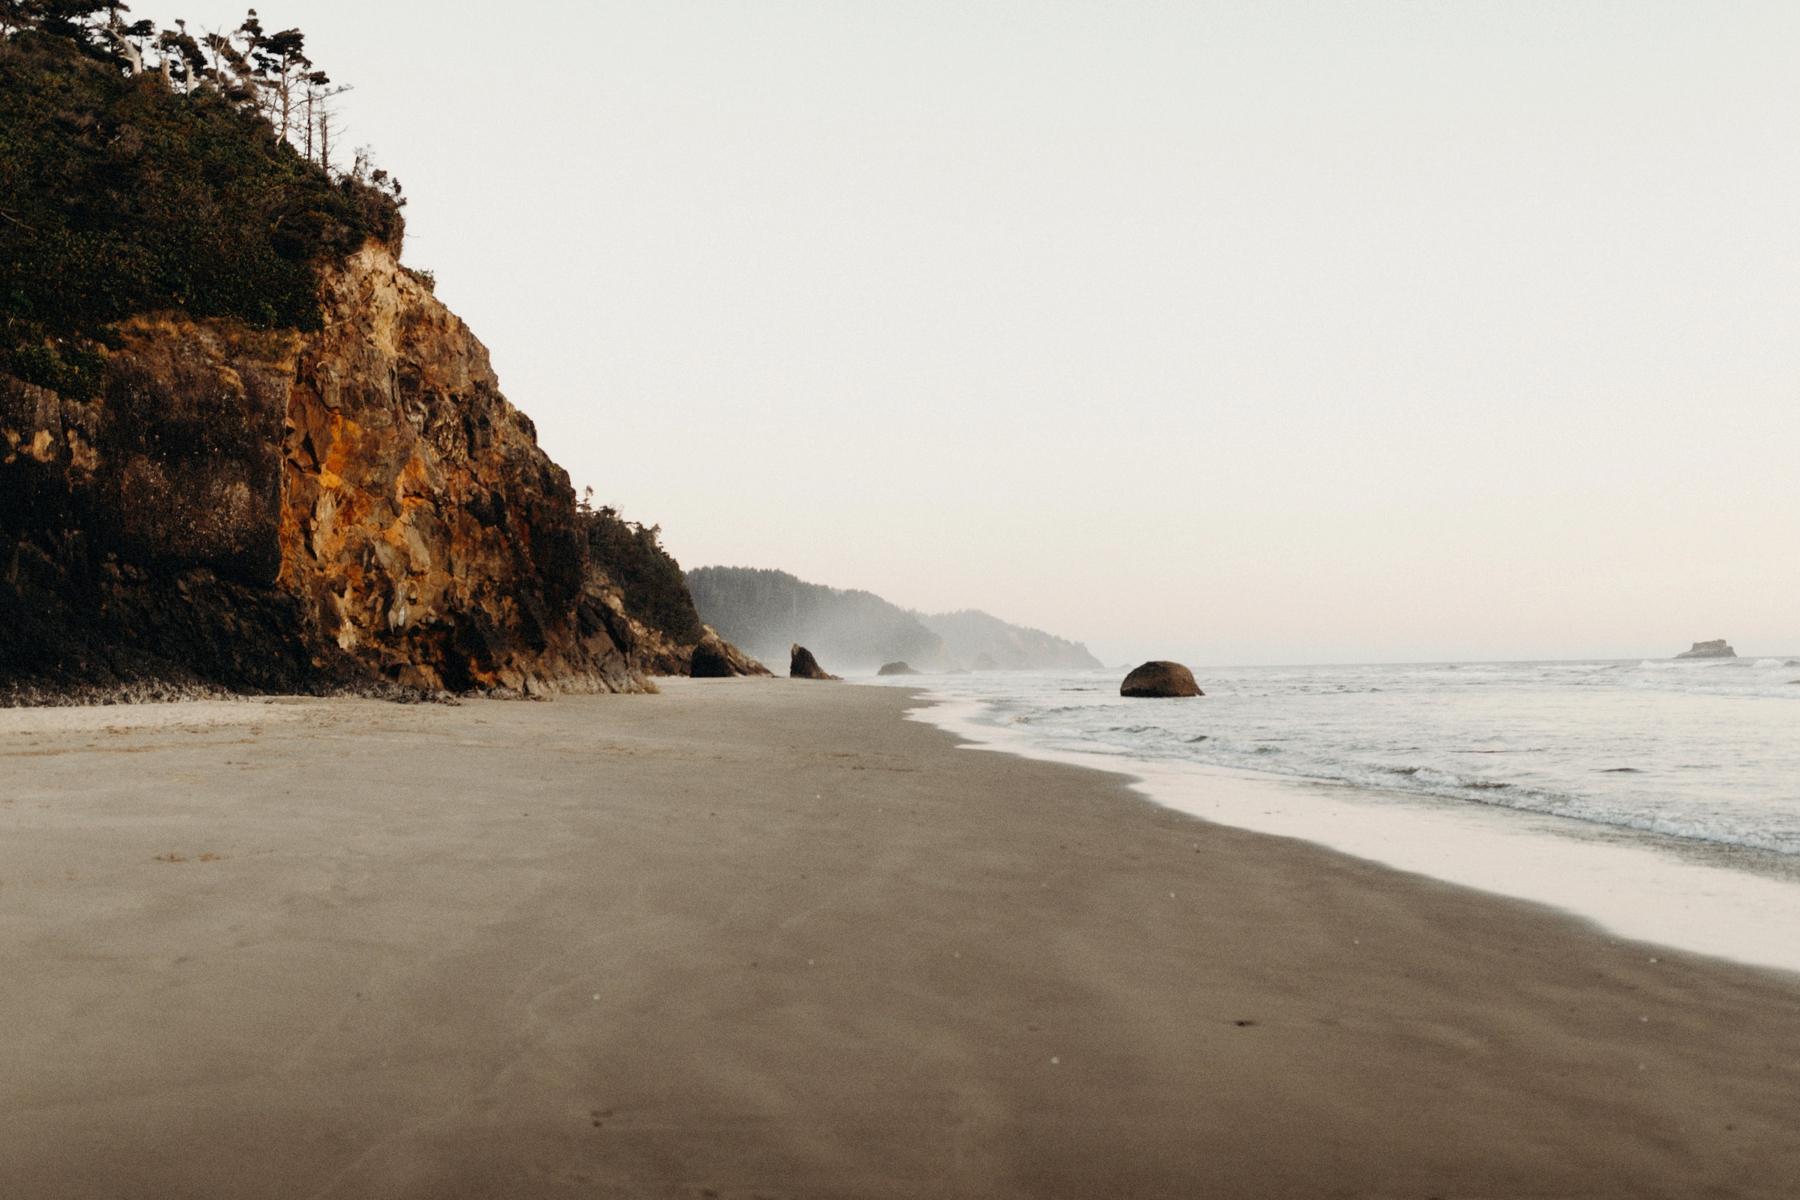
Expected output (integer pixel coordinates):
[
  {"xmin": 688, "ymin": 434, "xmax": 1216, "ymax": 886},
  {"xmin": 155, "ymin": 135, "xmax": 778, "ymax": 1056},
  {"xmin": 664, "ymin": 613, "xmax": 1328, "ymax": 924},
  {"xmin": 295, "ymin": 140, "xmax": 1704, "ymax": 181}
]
[{"xmin": 0, "ymin": 530, "xmax": 356, "ymax": 703}]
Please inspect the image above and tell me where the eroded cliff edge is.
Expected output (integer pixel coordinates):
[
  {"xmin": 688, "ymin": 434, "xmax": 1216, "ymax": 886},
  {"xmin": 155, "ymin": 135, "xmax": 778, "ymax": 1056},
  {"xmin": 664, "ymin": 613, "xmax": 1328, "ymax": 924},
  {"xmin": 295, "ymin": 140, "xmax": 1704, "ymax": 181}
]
[{"xmin": 0, "ymin": 245, "xmax": 757, "ymax": 701}]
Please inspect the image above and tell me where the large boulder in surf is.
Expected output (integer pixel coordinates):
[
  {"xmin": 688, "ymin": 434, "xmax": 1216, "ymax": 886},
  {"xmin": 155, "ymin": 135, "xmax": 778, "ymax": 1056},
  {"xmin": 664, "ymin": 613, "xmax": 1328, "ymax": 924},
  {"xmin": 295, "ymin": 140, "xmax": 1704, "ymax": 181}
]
[
  {"xmin": 877, "ymin": 661, "xmax": 922, "ymax": 676},
  {"xmin": 1675, "ymin": 640, "xmax": 1736, "ymax": 659},
  {"xmin": 1120, "ymin": 661, "xmax": 1203, "ymax": 698},
  {"xmin": 789, "ymin": 644, "xmax": 838, "ymax": 680}
]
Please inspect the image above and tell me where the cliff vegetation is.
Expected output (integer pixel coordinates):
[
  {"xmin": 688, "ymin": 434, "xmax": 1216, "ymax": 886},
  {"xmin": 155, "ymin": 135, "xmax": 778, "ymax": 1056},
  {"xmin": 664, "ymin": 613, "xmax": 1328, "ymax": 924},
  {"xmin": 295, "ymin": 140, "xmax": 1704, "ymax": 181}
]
[
  {"xmin": 579, "ymin": 497, "xmax": 706, "ymax": 647},
  {"xmin": 0, "ymin": 5, "xmax": 402, "ymax": 402}
]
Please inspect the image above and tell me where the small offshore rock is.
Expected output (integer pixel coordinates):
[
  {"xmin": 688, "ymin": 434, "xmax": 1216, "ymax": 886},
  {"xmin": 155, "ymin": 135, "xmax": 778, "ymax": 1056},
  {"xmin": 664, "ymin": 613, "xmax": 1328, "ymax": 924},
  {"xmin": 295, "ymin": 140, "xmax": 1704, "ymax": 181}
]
[
  {"xmin": 790, "ymin": 644, "xmax": 839, "ymax": 680},
  {"xmin": 1674, "ymin": 639, "xmax": 1736, "ymax": 659},
  {"xmin": 877, "ymin": 661, "xmax": 922, "ymax": 676},
  {"xmin": 1120, "ymin": 661, "xmax": 1204, "ymax": 698}
]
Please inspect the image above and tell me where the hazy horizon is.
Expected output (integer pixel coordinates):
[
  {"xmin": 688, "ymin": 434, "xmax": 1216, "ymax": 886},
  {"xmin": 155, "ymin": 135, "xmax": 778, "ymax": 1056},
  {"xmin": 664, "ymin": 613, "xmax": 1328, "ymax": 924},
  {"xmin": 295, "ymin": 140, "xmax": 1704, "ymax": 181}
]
[{"xmin": 156, "ymin": 2, "xmax": 1799, "ymax": 666}]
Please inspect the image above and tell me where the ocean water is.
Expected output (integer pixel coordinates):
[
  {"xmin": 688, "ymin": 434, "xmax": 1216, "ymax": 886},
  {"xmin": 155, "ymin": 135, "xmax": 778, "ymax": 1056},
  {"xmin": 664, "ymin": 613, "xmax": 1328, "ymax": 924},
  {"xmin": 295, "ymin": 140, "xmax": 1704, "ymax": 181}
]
[
  {"xmin": 861, "ymin": 657, "xmax": 1800, "ymax": 971},
  {"xmin": 870, "ymin": 657, "xmax": 1800, "ymax": 856}
]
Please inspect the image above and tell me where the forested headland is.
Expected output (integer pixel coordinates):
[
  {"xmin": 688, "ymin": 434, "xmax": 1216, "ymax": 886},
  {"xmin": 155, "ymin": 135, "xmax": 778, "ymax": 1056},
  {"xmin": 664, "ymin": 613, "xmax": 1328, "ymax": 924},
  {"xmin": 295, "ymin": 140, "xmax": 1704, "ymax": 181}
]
[{"xmin": 0, "ymin": 4, "xmax": 402, "ymax": 400}]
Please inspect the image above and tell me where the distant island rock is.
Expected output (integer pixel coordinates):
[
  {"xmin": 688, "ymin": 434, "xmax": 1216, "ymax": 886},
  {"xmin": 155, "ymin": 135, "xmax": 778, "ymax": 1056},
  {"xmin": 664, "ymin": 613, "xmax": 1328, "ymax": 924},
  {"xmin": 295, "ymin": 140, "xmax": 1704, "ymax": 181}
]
[
  {"xmin": 973, "ymin": 653, "xmax": 1001, "ymax": 671},
  {"xmin": 790, "ymin": 644, "xmax": 839, "ymax": 680},
  {"xmin": 1120, "ymin": 661, "xmax": 1204, "ymax": 698},
  {"xmin": 1675, "ymin": 640, "xmax": 1737, "ymax": 659},
  {"xmin": 877, "ymin": 662, "xmax": 922, "ymax": 676}
]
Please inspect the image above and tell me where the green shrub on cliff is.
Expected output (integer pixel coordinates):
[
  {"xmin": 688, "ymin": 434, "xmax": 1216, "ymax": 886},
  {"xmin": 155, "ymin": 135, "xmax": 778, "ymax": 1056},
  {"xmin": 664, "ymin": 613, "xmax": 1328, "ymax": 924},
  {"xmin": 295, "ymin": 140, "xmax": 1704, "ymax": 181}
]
[
  {"xmin": 580, "ymin": 500, "xmax": 707, "ymax": 646},
  {"xmin": 0, "ymin": 10, "xmax": 401, "ymax": 399}
]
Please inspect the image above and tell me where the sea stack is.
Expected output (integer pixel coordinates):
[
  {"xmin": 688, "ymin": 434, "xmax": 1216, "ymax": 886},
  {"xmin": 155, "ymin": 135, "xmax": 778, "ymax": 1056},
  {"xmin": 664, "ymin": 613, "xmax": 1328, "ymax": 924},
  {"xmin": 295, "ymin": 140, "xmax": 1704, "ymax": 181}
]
[
  {"xmin": 689, "ymin": 630, "xmax": 771, "ymax": 678},
  {"xmin": 1120, "ymin": 661, "xmax": 1204, "ymax": 698},
  {"xmin": 877, "ymin": 661, "xmax": 922, "ymax": 676},
  {"xmin": 1675, "ymin": 640, "xmax": 1737, "ymax": 659},
  {"xmin": 790, "ymin": 644, "xmax": 839, "ymax": 680}
]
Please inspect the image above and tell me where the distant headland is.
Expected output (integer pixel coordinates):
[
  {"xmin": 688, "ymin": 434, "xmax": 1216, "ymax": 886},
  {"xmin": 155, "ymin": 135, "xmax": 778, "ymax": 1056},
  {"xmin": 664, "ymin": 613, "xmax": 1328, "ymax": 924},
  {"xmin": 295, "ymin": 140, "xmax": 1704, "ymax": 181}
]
[{"xmin": 685, "ymin": 565, "xmax": 1102, "ymax": 675}]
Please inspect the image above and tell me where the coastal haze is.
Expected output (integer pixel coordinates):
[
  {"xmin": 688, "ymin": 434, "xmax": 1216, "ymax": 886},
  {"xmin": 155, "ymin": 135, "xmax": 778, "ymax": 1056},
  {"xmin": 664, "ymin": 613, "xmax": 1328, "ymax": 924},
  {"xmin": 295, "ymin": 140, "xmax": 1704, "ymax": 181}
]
[{"xmin": 151, "ymin": 0, "xmax": 1800, "ymax": 666}]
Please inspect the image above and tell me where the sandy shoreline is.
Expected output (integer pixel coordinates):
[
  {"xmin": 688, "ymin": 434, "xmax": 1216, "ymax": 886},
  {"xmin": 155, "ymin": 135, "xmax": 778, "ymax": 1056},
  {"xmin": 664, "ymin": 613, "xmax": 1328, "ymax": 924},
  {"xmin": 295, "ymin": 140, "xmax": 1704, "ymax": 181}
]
[
  {"xmin": 2, "ymin": 679, "xmax": 1796, "ymax": 1198},
  {"xmin": 900, "ymin": 687, "xmax": 1800, "ymax": 975}
]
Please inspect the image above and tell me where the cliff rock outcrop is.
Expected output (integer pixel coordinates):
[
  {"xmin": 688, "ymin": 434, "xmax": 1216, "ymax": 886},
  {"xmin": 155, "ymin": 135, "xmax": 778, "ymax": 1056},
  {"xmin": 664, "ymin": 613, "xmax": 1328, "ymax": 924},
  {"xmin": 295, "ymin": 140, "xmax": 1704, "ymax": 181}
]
[
  {"xmin": 1675, "ymin": 640, "xmax": 1736, "ymax": 660},
  {"xmin": 279, "ymin": 246, "xmax": 637, "ymax": 695},
  {"xmin": 0, "ymin": 245, "xmax": 742, "ymax": 700}
]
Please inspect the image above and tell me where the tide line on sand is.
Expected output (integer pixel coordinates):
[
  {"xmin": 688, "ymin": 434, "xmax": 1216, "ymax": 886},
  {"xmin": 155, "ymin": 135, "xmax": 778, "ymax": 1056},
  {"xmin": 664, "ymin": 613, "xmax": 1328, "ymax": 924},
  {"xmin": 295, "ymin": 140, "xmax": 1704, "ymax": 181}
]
[{"xmin": 906, "ymin": 691, "xmax": 1800, "ymax": 978}]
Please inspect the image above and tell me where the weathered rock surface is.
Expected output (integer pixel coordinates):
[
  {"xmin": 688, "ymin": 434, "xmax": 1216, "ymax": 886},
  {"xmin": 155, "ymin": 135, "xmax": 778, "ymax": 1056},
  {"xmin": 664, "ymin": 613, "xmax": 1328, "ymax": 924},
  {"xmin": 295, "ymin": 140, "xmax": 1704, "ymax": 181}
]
[
  {"xmin": 877, "ymin": 661, "xmax": 922, "ymax": 676},
  {"xmin": 1120, "ymin": 661, "xmax": 1204, "ymax": 698},
  {"xmin": 790, "ymin": 644, "xmax": 838, "ymax": 680},
  {"xmin": 690, "ymin": 627, "xmax": 773, "ymax": 678},
  {"xmin": 0, "ymin": 244, "xmax": 753, "ymax": 701},
  {"xmin": 1675, "ymin": 640, "xmax": 1736, "ymax": 659},
  {"xmin": 0, "ymin": 328, "xmax": 374, "ymax": 700},
  {"xmin": 277, "ymin": 247, "xmax": 642, "ymax": 696}
]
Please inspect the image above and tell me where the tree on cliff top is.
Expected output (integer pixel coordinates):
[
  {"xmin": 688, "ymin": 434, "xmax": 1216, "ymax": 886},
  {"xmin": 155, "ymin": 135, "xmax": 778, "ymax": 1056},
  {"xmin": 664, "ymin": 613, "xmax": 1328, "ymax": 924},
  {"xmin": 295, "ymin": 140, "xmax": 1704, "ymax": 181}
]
[
  {"xmin": 579, "ymin": 496, "xmax": 709, "ymax": 647},
  {"xmin": 0, "ymin": 6, "xmax": 403, "ymax": 399}
]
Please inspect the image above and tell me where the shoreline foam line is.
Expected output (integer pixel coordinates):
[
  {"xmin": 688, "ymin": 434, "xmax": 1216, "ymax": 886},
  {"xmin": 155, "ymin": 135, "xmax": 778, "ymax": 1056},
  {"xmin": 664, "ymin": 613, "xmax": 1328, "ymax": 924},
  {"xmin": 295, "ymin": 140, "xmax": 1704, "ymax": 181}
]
[{"xmin": 901, "ymin": 688, "xmax": 1800, "ymax": 978}]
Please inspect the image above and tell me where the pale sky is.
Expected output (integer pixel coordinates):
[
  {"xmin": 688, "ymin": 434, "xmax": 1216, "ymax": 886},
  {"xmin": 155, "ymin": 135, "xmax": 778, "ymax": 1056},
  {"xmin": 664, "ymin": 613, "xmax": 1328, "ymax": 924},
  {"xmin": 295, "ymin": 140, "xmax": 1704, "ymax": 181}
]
[{"xmin": 164, "ymin": 2, "xmax": 1798, "ymax": 665}]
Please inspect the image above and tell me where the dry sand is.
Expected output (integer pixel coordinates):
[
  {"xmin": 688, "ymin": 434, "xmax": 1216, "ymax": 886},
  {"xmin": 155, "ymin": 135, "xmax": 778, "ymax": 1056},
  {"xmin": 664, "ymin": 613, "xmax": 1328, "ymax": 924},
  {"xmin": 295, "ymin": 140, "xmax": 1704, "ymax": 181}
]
[{"xmin": 2, "ymin": 678, "xmax": 1796, "ymax": 1199}]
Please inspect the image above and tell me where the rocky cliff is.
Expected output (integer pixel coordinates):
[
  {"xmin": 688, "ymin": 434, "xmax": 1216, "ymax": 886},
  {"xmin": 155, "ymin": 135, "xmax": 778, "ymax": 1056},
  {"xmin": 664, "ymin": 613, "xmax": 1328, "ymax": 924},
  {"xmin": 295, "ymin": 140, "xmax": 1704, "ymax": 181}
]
[{"xmin": 0, "ymin": 245, "xmax": 747, "ymax": 701}]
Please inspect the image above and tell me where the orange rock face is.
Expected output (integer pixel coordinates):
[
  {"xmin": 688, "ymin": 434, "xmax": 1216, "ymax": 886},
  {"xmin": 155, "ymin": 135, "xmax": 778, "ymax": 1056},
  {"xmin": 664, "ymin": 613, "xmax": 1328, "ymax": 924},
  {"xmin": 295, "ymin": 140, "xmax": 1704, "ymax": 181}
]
[
  {"xmin": 1, "ymin": 244, "xmax": 666, "ymax": 698},
  {"xmin": 277, "ymin": 246, "xmax": 643, "ymax": 695}
]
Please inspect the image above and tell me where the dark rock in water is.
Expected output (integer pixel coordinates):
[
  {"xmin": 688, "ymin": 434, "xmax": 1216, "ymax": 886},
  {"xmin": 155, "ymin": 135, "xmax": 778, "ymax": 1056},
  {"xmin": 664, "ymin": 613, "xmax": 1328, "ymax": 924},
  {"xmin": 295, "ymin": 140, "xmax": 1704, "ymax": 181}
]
[
  {"xmin": 691, "ymin": 629, "xmax": 771, "ymax": 678},
  {"xmin": 790, "ymin": 644, "xmax": 838, "ymax": 680},
  {"xmin": 877, "ymin": 661, "xmax": 922, "ymax": 676},
  {"xmin": 1675, "ymin": 640, "xmax": 1736, "ymax": 659},
  {"xmin": 972, "ymin": 652, "xmax": 1001, "ymax": 671},
  {"xmin": 1120, "ymin": 661, "xmax": 1203, "ymax": 698}
]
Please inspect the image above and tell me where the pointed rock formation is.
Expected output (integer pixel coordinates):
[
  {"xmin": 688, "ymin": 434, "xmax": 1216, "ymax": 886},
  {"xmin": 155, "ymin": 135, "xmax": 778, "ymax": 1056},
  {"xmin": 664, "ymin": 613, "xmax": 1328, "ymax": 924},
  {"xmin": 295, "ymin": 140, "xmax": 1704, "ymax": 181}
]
[{"xmin": 790, "ymin": 644, "xmax": 838, "ymax": 680}]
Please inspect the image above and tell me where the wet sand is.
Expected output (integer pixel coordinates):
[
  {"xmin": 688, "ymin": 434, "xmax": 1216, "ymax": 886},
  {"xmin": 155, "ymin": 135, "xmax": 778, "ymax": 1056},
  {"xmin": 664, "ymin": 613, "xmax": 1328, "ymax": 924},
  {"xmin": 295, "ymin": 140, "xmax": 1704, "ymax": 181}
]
[{"xmin": 2, "ymin": 679, "xmax": 1796, "ymax": 1198}]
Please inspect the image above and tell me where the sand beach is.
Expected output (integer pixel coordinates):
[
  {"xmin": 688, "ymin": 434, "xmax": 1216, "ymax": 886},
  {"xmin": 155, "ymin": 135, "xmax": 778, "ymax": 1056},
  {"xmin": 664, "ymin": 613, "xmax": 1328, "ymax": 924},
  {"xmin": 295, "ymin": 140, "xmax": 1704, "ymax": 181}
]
[{"xmin": 2, "ymin": 679, "xmax": 1797, "ymax": 1198}]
